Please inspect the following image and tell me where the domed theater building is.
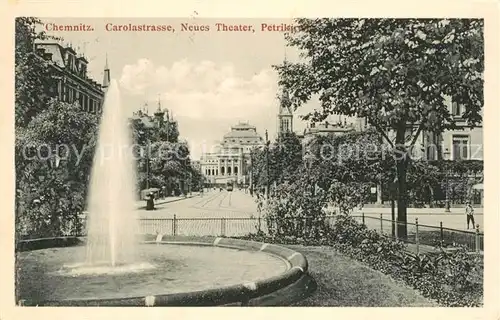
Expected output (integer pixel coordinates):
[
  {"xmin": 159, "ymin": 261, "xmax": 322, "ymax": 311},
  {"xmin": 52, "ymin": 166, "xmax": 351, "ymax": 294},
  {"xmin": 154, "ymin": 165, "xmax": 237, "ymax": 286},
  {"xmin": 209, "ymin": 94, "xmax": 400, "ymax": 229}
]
[{"xmin": 200, "ymin": 122, "xmax": 264, "ymax": 186}]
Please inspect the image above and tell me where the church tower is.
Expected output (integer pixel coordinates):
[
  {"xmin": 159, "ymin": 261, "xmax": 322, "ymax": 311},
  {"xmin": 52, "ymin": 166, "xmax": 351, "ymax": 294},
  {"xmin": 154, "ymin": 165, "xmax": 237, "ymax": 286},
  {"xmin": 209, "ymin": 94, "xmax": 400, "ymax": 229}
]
[
  {"xmin": 277, "ymin": 87, "xmax": 293, "ymax": 138},
  {"xmin": 154, "ymin": 95, "xmax": 165, "ymax": 128},
  {"xmin": 277, "ymin": 40, "xmax": 293, "ymax": 139}
]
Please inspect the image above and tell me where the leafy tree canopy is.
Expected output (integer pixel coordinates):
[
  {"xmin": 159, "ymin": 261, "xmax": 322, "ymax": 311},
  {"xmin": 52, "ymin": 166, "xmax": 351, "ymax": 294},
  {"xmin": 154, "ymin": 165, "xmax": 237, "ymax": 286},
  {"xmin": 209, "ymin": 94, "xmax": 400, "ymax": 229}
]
[{"xmin": 275, "ymin": 18, "xmax": 483, "ymax": 143}]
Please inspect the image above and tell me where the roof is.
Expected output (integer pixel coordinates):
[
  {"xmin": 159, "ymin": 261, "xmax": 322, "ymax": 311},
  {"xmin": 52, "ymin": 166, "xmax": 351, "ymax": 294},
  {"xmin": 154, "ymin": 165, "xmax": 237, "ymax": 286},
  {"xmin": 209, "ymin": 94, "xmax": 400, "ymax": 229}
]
[
  {"xmin": 231, "ymin": 122, "xmax": 256, "ymax": 130},
  {"xmin": 223, "ymin": 122, "xmax": 263, "ymax": 141},
  {"xmin": 131, "ymin": 115, "xmax": 155, "ymax": 128},
  {"xmin": 223, "ymin": 130, "xmax": 262, "ymax": 139},
  {"xmin": 306, "ymin": 122, "xmax": 355, "ymax": 134}
]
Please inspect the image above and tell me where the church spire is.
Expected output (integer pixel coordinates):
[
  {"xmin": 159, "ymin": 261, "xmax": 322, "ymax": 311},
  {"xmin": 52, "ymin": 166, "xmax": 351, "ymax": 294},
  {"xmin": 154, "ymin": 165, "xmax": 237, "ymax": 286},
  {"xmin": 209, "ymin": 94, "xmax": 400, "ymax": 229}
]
[
  {"xmin": 102, "ymin": 53, "xmax": 110, "ymax": 90},
  {"xmin": 277, "ymin": 42, "xmax": 293, "ymax": 137},
  {"xmin": 157, "ymin": 93, "xmax": 162, "ymax": 112}
]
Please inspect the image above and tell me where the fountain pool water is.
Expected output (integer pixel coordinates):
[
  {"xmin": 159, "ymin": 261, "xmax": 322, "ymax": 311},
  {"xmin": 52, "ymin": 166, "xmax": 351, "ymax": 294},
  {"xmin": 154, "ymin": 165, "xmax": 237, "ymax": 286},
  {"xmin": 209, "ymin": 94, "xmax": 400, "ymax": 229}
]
[{"xmin": 84, "ymin": 79, "xmax": 140, "ymax": 268}]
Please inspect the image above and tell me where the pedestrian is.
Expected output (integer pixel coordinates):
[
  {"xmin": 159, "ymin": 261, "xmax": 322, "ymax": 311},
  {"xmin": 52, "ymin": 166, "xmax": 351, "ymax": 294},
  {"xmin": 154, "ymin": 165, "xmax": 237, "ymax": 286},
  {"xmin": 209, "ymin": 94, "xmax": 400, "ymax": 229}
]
[
  {"xmin": 465, "ymin": 201, "xmax": 475, "ymax": 229},
  {"xmin": 146, "ymin": 193, "xmax": 155, "ymax": 211}
]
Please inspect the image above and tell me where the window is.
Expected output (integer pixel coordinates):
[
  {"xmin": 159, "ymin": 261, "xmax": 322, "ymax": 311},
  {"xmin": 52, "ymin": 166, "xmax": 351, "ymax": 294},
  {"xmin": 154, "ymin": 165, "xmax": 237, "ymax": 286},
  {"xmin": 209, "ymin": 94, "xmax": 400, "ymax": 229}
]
[
  {"xmin": 78, "ymin": 92, "xmax": 83, "ymax": 108},
  {"xmin": 452, "ymin": 135, "xmax": 470, "ymax": 160},
  {"xmin": 452, "ymin": 101, "xmax": 464, "ymax": 117},
  {"xmin": 90, "ymin": 98, "xmax": 95, "ymax": 113},
  {"xmin": 63, "ymin": 85, "xmax": 68, "ymax": 102},
  {"xmin": 83, "ymin": 95, "xmax": 88, "ymax": 112}
]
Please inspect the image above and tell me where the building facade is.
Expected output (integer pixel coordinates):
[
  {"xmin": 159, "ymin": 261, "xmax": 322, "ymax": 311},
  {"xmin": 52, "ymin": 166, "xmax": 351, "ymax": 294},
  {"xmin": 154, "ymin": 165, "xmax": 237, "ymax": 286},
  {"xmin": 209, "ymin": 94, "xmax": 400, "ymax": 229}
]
[
  {"xmin": 384, "ymin": 95, "xmax": 483, "ymax": 162},
  {"xmin": 200, "ymin": 122, "xmax": 264, "ymax": 186},
  {"xmin": 34, "ymin": 41, "xmax": 108, "ymax": 114},
  {"xmin": 131, "ymin": 100, "xmax": 178, "ymax": 133},
  {"xmin": 429, "ymin": 95, "xmax": 483, "ymax": 161}
]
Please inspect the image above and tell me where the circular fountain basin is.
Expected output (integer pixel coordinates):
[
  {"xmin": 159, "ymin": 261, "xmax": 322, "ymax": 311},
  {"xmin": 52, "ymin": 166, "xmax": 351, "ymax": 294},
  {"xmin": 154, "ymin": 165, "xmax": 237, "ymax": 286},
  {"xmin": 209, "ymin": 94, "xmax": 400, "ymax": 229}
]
[{"xmin": 16, "ymin": 236, "xmax": 312, "ymax": 306}]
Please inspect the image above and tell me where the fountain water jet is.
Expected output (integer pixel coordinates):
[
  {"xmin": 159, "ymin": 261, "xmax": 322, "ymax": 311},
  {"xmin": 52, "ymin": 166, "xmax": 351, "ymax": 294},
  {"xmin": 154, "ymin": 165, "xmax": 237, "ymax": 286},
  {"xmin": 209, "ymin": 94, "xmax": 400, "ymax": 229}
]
[{"xmin": 85, "ymin": 80, "xmax": 139, "ymax": 267}]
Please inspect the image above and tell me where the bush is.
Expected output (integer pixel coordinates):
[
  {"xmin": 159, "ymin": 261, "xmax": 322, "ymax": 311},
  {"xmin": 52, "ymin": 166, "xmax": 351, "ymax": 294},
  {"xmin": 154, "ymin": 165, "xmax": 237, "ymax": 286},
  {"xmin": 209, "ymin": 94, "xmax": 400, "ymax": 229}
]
[{"xmin": 237, "ymin": 215, "xmax": 483, "ymax": 307}]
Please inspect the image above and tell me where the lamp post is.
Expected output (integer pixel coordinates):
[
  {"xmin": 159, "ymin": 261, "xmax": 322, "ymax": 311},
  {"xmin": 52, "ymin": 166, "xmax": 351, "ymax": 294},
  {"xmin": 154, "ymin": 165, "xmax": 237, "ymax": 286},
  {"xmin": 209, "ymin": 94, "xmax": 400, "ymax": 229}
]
[
  {"xmin": 444, "ymin": 149, "xmax": 451, "ymax": 212},
  {"xmin": 249, "ymin": 151, "xmax": 254, "ymax": 196},
  {"xmin": 188, "ymin": 171, "xmax": 192, "ymax": 196},
  {"xmin": 390, "ymin": 177, "xmax": 397, "ymax": 239},
  {"xmin": 200, "ymin": 166, "xmax": 204, "ymax": 197},
  {"xmin": 304, "ymin": 152, "xmax": 314, "ymax": 195},
  {"xmin": 265, "ymin": 130, "xmax": 270, "ymax": 201}
]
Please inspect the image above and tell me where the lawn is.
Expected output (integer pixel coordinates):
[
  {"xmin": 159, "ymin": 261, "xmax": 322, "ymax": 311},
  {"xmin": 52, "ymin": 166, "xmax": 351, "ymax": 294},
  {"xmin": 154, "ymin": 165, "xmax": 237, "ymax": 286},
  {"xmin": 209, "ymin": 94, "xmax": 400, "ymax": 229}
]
[{"xmin": 287, "ymin": 245, "xmax": 438, "ymax": 307}]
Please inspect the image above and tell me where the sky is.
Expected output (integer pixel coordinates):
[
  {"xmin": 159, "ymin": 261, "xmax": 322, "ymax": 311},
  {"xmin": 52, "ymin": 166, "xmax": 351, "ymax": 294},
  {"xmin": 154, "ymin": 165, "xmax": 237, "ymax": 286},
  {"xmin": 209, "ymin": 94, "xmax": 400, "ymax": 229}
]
[{"xmin": 37, "ymin": 17, "xmax": 343, "ymax": 159}]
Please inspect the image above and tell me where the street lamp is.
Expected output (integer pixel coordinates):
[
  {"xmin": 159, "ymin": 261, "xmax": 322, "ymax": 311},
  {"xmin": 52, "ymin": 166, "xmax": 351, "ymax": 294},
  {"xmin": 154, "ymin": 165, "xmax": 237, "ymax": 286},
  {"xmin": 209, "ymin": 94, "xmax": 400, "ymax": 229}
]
[
  {"xmin": 390, "ymin": 177, "xmax": 398, "ymax": 239},
  {"xmin": 443, "ymin": 148, "xmax": 451, "ymax": 212},
  {"xmin": 249, "ymin": 151, "xmax": 254, "ymax": 196},
  {"xmin": 265, "ymin": 130, "xmax": 270, "ymax": 201},
  {"xmin": 188, "ymin": 171, "xmax": 192, "ymax": 196},
  {"xmin": 304, "ymin": 151, "xmax": 315, "ymax": 196}
]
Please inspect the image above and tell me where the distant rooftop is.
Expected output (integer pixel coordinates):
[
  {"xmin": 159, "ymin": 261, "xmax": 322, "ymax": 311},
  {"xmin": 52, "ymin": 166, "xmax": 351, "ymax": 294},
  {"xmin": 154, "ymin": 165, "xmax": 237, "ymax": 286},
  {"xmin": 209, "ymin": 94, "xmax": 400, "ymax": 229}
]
[{"xmin": 223, "ymin": 121, "xmax": 263, "ymax": 142}]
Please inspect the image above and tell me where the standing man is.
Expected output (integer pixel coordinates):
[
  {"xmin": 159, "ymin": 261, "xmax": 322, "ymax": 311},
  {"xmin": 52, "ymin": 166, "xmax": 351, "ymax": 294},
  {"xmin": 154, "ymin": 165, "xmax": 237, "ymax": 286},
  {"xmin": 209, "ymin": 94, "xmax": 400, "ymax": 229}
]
[{"xmin": 465, "ymin": 201, "xmax": 475, "ymax": 229}]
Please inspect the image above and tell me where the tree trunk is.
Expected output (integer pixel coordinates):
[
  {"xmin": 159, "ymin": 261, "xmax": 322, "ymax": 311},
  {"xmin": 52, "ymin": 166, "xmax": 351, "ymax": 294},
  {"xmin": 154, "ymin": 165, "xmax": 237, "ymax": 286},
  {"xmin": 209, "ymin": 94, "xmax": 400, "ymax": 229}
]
[
  {"xmin": 376, "ymin": 182, "xmax": 383, "ymax": 204},
  {"xmin": 396, "ymin": 158, "xmax": 408, "ymax": 239},
  {"xmin": 395, "ymin": 127, "xmax": 409, "ymax": 239}
]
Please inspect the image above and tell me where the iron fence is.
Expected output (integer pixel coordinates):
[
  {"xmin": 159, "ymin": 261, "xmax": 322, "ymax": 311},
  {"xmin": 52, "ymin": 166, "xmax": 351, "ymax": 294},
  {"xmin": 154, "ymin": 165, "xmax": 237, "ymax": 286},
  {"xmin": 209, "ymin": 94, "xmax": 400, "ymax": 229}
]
[
  {"xmin": 20, "ymin": 213, "xmax": 483, "ymax": 254},
  {"xmin": 352, "ymin": 214, "xmax": 483, "ymax": 253},
  {"xmin": 139, "ymin": 216, "xmax": 265, "ymax": 237}
]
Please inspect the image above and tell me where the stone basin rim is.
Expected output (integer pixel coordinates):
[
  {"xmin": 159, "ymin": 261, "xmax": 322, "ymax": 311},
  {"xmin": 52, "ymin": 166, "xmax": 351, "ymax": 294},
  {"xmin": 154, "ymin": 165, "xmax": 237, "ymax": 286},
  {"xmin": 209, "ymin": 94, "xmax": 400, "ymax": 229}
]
[{"xmin": 16, "ymin": 236, "xmax": 309, "ymax": 306}]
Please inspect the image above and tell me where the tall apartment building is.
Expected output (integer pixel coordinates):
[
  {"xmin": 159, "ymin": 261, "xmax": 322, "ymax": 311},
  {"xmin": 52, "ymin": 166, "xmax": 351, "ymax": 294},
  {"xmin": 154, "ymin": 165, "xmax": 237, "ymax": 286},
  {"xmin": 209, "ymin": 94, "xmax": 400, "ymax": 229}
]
[{"xmin": 34, "ymin": 41, "xmax": 108, "ymax": 114}]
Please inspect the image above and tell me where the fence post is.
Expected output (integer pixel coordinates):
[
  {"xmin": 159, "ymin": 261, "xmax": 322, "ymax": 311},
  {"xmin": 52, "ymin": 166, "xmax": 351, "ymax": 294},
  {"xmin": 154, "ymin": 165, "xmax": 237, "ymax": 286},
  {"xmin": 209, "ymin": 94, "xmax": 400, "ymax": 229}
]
[
  {"xmin": 173, "ymin": 214, "xmax": 177, "ymax": 236},
  {"xmin": 362, "ymin": 211, "xmax": 365, "ymax": 226},
  {"xmin": 221, "ymin": 218, "xmax": 226, "ymax": 237},
  {"xmin": 440, "ymin": 221, "xmax": 444, "ymax": 247},
  {"xmin": 475, "ymin": 224, "xmax": 480, "ymax": 252},
  {"xmin": 258, "ymin": 216, "xmax": 261, "ymax": 233},
  {"xmin": 380, "ymin": 213, "xmax": 383, "ymax": 234},
  {"xmin": 394, "ymin": 219, "xmax": 398, "ymax": 240},
  {"xmin": 415, "ymin": 218, "xmax": 419, "ymax": 255}
]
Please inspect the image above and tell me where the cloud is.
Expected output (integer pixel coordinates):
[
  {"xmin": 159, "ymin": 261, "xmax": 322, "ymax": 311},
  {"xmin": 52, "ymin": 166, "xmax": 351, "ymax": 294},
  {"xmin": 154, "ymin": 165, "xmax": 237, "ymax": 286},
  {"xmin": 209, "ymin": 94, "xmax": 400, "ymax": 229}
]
[{"xmin": 119, "ymin": 58, "xmax": 279, "ymax": 120}]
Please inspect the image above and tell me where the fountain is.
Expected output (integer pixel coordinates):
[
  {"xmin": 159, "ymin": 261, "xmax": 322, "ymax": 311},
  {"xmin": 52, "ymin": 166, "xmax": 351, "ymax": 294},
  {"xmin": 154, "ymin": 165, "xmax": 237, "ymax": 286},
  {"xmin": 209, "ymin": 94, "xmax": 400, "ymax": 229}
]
[
  {"xmin": 85, "ymin": 79, "xmax": 138, "ymax": 267},
  {"xmin": 15, "ymin": 80, "xmax": 313, "ymax": 306}
]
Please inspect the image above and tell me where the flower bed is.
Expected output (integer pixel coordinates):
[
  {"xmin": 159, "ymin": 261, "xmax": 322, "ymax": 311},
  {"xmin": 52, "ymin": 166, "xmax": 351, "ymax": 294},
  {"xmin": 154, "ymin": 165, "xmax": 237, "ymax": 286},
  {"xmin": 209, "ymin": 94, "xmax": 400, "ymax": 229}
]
[{"xmin": 236, "ymin": 215, "xmax": 483, "ymax": 307}]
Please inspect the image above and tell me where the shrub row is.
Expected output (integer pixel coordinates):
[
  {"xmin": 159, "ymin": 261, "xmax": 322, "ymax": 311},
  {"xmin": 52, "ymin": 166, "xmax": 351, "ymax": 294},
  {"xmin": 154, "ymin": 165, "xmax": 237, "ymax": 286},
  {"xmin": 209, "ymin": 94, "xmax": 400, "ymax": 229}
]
[{"xmin": 238, "ymin": 215, "xmax": 483, "ymax": 307}]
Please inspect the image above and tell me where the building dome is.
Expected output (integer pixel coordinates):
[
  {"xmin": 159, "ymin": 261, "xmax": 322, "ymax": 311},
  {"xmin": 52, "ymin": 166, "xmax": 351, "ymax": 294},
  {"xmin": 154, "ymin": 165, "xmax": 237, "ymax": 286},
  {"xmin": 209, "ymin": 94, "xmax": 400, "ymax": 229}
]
[{"xmin": 222, "ymin": 122, "xmax": 263, "ymax": 145}]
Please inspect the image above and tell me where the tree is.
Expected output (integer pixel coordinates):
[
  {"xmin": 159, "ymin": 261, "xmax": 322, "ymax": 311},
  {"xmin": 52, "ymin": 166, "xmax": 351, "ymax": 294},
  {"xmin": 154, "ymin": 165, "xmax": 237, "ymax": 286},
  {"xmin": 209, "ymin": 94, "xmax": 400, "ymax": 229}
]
[
  {"xmin": 250, "ymin": 133, "xmax": 303, "ymax": 193},
  {"xmin": 16, "ymin": 99, "xmax": 98, "ymax": 238},
  {"xmin": 155, "ymin": 120, "xmax": 180, "ymax": 143},
  {"xmin": 15, "ymin": 17, "xmax": 60, "ymax": 128},
  {"xmin": 275, "ymin": 18, "xmax": 483, "ymax": 237},
  {"xmin": 271, "ymin": 133, "xmax": 304, "ymax": 184}
]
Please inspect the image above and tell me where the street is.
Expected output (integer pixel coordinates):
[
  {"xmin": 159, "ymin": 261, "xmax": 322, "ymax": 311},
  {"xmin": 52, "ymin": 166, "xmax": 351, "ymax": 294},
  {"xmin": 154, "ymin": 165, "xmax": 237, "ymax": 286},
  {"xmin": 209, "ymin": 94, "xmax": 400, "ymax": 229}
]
[
  {"xmin": 136, "ymin": 189, "xmax": 483, "ymax": 236},
  {"xmin": 138, "ymin": 189, "xmax": 257, "ymax": 219}
]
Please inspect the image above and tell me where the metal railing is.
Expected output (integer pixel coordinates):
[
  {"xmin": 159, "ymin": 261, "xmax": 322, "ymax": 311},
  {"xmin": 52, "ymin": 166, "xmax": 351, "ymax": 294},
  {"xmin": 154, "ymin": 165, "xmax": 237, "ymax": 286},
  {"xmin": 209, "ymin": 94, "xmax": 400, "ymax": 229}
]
[
  {"xmin": 20, "ymin": 213, "xmax": 483, "ymax": 254},
  {"xmin": 139, "ymin": 215, "xmax": 266, "ymax": 237},
  {"xmin": 352, "ymin": 213, "xmax": 483, "ymax": 253}
]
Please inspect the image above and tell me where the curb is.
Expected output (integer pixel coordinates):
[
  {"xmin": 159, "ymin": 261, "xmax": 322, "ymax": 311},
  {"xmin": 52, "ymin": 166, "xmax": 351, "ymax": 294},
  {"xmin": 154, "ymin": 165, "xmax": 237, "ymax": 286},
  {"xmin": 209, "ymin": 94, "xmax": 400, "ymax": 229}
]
[
  {"xmin": 15, "ymin": 235, "xmax": 310, "ymax": 306},
  {"xmin": 355, "ymin": 211, "xmax": 484, "ymax": 216}
]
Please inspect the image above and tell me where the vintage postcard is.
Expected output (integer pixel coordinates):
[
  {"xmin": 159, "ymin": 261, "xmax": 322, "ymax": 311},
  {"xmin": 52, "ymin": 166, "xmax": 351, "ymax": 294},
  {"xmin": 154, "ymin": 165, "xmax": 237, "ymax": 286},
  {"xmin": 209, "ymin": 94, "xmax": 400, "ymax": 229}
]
[{"xmin": 1, "ymin": 0, "xmax": 499, "ymax": 319}]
